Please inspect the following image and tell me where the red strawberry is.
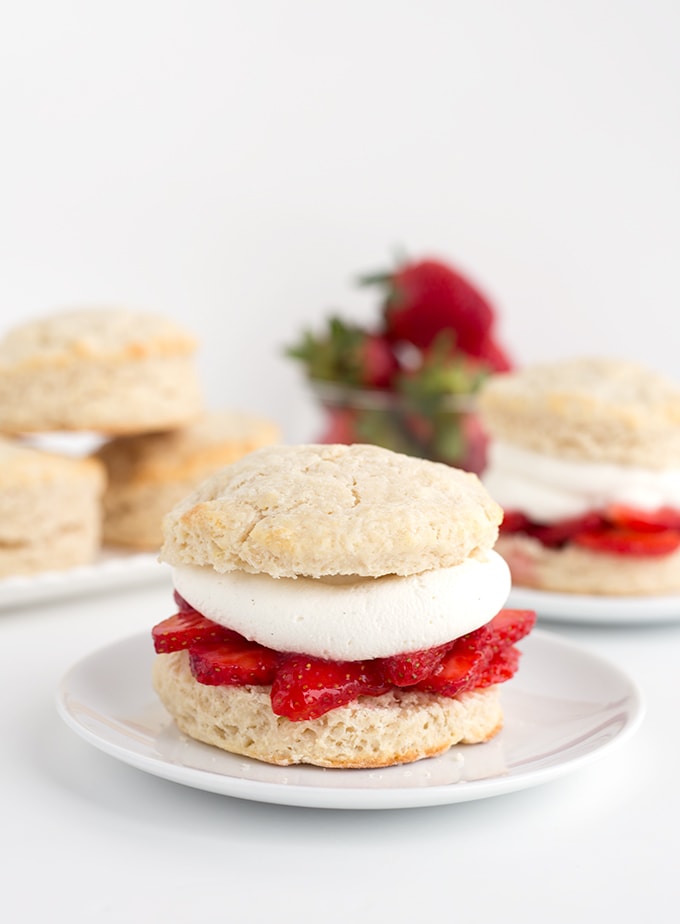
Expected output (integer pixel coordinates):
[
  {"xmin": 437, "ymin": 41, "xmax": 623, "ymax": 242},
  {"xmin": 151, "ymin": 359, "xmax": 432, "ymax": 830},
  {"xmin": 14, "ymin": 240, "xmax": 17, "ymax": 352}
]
[
  {"xmin": 415, "ymin": 635, "xmax": 489, "ymax": 696},
  {"xmin": 271, "ymin": 655, "xmax": 389, "ymax": 721},
  {"xmin": 152, "ymin": 611, "xmax": 238, "ymax": 654},
  {"xmin": 173, "ymin": 591, "xmax": 198, "ymax": 613},
  {"xmin": 485, "ymin": 608, "xmax": 536, "ymax": 646},
  {"xmin": 500, "ymin": 510, "xmax": 533, "ymax": 533},
  {"xmin": 573, "ymin": 525, "xmax": 680, "ymax": 557},
  {"xmin": 363, "ymin": 258, "xmax": 495, "ymax": 355},
  {"xmin": 379, "ymin": 642, "xmax": 451, "ymax": 687},
  {"xmin": 318, "ymin": 407, "xmax": 360, "ymax": 444},
  {"xmin": 475, "ymin": 646, "xmax": 521, "ymax": 687},
  {"xmin": 605, "ymin": 504, "xmax": 680, "ymax": 532},
  {"xmin": 357, "ymin": 333, "xmax": 400, "ymax": 388},
  {"xmin": 470, "ymin": 333, "xmax": 514, "ymax": 372},
  {"xmin": 188, "ymin": 638, "xmax": 280, "ymax": 686},
  {"xmin": 528, "ymin": 513, "xmax": 604, "ymax": 548}
]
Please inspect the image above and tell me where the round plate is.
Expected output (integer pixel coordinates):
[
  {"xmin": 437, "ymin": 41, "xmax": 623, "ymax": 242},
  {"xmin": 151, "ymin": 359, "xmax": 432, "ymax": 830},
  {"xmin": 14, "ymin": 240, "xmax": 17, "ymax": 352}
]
[
  {"xmin": 0, "ymin": 552, "xmax": 168, "ymax": 610},
  {"xmin": 508, "ymin": 586, "xmax": 680, "ymax": 625},
  {"xmin": 56, "ymin": 630, "xmax": 644, "ymax": 810}
]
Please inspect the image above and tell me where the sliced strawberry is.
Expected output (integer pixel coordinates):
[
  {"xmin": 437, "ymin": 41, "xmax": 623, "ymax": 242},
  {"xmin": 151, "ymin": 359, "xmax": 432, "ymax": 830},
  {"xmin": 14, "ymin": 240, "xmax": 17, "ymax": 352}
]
[
  {"xmin": 605, "ymin": 504, "xmax": 680, "ymax": 532},
  {"xmin": 188, "ymin": 638, "xmax": 280, "ymax": 686},
  {"xmin": 485, "ymin": 608, "xmax": 536, "ymax": 646},
  {"xmin": 415, "ymin": 635, "xmax": 490, "ymax": 696},
  {"xmin": 500, "ymin": 510, "xmax": 533, "ymax": 533},
  {"xmin": 528, "ymin": 512, "xmax": 604, "ymax": 548},
  {"xmin": 573, "ymin": 525, "xmax": 680, "ymax": 557},
  {"xmin": 475, "ymin": 646, "xmax": 521, "ymax": 687},
  {"xmin": 379, "ymin": 642, "xmax": 451, "ymax": 687},
  {"xmin": 152, "ymin": 611, "xmax": 237, "ymax": 653},
  {"xmin": 271, "ymin": 655, "xmax": 389, "ymax": 721},
  {"xmin": 173, "ymin": 591, "xmax": 198, "ymax": 613}
]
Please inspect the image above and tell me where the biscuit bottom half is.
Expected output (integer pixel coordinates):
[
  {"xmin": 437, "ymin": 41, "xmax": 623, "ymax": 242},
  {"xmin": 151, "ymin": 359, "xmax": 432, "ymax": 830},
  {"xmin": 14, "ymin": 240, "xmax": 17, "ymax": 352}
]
[
  {"xmin": 496, "ymin": 534, "xmax": 680, "ymax": 596},
  {"xmin": 152, "ymin": 650, "xmax": 503, "ymax": 769}
]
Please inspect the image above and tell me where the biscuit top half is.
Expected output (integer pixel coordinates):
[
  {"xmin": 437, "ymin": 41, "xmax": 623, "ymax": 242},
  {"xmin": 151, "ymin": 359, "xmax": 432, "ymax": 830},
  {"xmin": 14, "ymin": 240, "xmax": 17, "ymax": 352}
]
[
  {"xmin": 0, "ymin": 307, "xmax": 198, "ymax": 371},
  {"xmin": 160, "ymin": 443, "xmax": 502, "ymax": 578},
  {"xmin": 478, "ymin": 356, "xmax": 680, "ymax": 468}
]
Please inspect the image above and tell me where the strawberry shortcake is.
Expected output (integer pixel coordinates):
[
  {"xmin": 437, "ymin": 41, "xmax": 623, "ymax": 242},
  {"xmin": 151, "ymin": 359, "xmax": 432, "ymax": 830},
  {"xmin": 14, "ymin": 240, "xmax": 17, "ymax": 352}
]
[
  {"xmin": 479, "ymin": 356, "xmax": 680, "ymax": 595},
  {"xmin": 151, "ymin": 443, "xmax": 534, "ymax": 768}
]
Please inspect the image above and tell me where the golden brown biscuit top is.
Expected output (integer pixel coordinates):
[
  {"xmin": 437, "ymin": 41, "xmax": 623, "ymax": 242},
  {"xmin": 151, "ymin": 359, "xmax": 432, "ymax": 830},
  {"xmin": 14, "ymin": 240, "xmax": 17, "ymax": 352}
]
[
  {"xmin": 160, "ymin": 443, "xmax": 503, "ymax": 578},
  {"xmin": 478, "ymin": 356, "xmax": 680, "ymax": 467},
  {"xmin": 0, "ymin": 307, "xmax": 198, "ymax": 370}
]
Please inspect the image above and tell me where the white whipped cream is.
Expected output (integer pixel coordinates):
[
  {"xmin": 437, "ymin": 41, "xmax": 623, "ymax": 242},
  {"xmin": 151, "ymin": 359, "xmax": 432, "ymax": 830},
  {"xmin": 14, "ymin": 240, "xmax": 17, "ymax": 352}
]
[
  {"xmin": 172, "ymin": 551, "xmax": 511, "ymax": 661},
  {"xmin": 483, "ymin": 441, "xmax": 680, "ymax": 523}
]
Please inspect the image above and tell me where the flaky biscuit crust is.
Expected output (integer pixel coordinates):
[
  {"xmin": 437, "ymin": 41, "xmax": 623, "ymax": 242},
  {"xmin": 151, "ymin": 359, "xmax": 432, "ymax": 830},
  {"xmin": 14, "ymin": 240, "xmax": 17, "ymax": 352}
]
[
  {"xmin": 153, "ymin": 650, "xmax": 503, "ymax": 768},
  {"xmin": 160, "ymin": 443, "xmax": 503, "ymax": 578},
  {"xmin": 479, "ymin": 356, "xmax": 680, "ymax": 468},
  {"xmin": 0, "ymin": 308, "xmax": 202, "ymax": 433}
]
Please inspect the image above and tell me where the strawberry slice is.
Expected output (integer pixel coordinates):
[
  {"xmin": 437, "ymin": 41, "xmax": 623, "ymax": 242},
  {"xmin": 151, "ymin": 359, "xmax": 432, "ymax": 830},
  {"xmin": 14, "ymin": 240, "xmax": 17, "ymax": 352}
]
[
  {"xmin": 173, "ymin": 591, "xmax": 198, "ymax": 613},
  {"xmin": 152, "ymin": 610, "xmax": 238, "ymax": 653},
  {"xmin": 605, "ymin": 504, "xmax": 680, "ymax": 532},
  {"xmin": 188, "ymin": 638, "xmax": 280, "ymax": 686},
  {"xmin": 500, "ymin": 510, "xmax": 533, "ymax": 533},
  {"xmin": 271, "ymin": 655, "xmax": 389, "ymax": 721},
  {"xmin": 485, "ymin": 608, "xmax": 536, "ymax": 646},
  {"xmin": 379, "ymin": 642, "xmax": 451, "ymax": 687},
  {"xmin": 573, "ymin": 526, "xmax": 680, "ymax": 557},
  {"xmin": 475, "ymin": 646, "xmax": 521, "ymax": 687},
  {"xmin": 415, "ymin": 636, "xmax": 490, "ymax": 696},
  {"xmin": 528, "ymin": 512, "xmax": 604, "ymax": 548}
]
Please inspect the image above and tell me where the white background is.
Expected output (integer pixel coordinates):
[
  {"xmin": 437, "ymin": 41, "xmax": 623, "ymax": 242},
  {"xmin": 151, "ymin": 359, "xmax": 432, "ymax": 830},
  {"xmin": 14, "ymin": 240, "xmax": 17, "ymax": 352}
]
[{"xmin": 2, "ymin": 1, "xmax": 679, "ymax": 442}]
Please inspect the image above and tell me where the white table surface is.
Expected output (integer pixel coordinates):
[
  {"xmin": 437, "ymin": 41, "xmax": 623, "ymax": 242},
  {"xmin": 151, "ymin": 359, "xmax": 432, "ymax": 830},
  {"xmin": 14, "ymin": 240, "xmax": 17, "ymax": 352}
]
[{"xmin": 2, "ymin": 567, "xmax": 678, "ymax": 923}]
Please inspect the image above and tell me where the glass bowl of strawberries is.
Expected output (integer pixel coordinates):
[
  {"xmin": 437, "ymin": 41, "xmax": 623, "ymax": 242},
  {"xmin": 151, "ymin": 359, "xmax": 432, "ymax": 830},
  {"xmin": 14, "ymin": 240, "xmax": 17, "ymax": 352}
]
[{"xmin": 287, "ymin": 255, "xmax": 514, "ymax": 475}]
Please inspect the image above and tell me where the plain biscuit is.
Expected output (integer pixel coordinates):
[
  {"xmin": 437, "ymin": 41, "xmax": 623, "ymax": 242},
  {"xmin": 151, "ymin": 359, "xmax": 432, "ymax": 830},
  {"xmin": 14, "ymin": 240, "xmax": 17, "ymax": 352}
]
[
  {"xmin": 0, "ymin": 437, "xmax": 105, "ymax": 577},
  {"xmin": 160, "ymin": 443, "xmax": 503, "ymax": 578},
  {"xmin": 152, "ymin": 649, "xmax": 503, "ymax": 768},
  {"xmin": 478, "ymin": 356, "xmax": 680, "ymax": 468},
  {"xmin": 96, "ymin": 410, "xmax": 281, "ymax": 550},
  {"xmin": 0, "ymin": 307, "xmax": 203, "ymax": 434}
]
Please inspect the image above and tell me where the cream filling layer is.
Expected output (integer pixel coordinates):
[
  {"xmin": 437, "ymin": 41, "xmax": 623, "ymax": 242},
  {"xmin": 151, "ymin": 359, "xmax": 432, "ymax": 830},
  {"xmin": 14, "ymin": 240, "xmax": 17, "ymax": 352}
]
[
  {"xmin": 172, "ymin": 551, "xmax": 511, "ymax": 661},
  {"xmin": 483, "ymin": 441, "xmax": 680, "ymax": 523}
]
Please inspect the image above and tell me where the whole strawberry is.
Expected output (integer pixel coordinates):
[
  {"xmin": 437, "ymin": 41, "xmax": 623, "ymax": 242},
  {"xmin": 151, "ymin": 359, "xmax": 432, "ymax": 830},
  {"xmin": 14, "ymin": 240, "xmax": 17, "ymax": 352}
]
[{"xmin": 362, "ymin": 257, "xmax": 495, "ymax": 358}]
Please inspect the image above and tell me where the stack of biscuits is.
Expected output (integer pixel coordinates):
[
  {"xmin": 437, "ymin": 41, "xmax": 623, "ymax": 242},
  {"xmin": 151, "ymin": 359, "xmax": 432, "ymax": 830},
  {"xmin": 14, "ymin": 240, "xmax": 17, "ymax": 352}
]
[{"xmin": 0, "ymin": 307, "xmax": 280, "ymax": 578}]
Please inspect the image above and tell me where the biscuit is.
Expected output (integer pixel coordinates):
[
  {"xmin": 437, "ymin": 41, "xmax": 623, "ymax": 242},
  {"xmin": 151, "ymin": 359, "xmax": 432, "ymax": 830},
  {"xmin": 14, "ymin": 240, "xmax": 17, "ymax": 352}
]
[
  {"xmin": 96, "ymin": 410, "xmax": 281, "ymax": 550},
  {"xmin": 478, "ymin": 356, "xmax": 680, "ymax": 468},
  {"xmin": 160, "ymin": 443, "xmax": 503, "ymax": 578},
  {"xmin": 495, "ymin": 533, "xmax": 680, "ymax": 596},
  {"xmin": 0, "ymin": 307, "xmax": 203, "ymax": 434},
  {"xmin": 152, "ymin": 649, "xmax": 503, "ymax": 768},
  {"xmin": 0, "ymin": 436, "xmax": 105, "ymax": 577}
]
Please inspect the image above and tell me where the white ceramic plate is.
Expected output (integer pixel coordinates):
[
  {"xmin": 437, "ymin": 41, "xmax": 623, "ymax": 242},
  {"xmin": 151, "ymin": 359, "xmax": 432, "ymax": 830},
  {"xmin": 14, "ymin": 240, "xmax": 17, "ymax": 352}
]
[
  {"xmin": 507, "ymin": 586, "xmax": 680, "ymax": 625},
  {"xmin": 0, "ymin": 551, "xmax": 169, "ymax": 610},
  {"xmin": 56, "ymin": 629, "xmax": 644, "ymax": 810}
]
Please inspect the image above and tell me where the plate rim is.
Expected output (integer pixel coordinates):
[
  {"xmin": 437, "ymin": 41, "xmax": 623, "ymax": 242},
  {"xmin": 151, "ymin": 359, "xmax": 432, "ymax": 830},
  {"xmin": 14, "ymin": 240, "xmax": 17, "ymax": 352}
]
[
  {"xmin": 507, "ymin": 585, "xmax": 680, "ymax": 625},
  {"xmin": 56, "ymin": 628, "xmax": 645, "ymax": 810}
]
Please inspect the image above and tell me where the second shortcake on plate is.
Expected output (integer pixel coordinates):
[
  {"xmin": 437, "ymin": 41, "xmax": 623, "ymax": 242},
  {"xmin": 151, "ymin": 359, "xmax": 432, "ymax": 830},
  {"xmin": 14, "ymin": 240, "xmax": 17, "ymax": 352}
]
[{"xmin": 479, "ymin": 356, "xmax": 680, "ymax": 596}]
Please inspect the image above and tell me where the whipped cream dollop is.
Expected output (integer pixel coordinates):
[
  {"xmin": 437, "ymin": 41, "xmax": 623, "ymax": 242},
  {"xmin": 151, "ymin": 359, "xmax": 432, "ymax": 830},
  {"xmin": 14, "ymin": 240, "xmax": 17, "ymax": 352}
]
[
  {"xmin": 483, "ymin": 441, "xmax": 680, "ymax": 523},
  {"xmin": 172, "ymin": 551, "xmax": 511, "ymax": 661}
]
